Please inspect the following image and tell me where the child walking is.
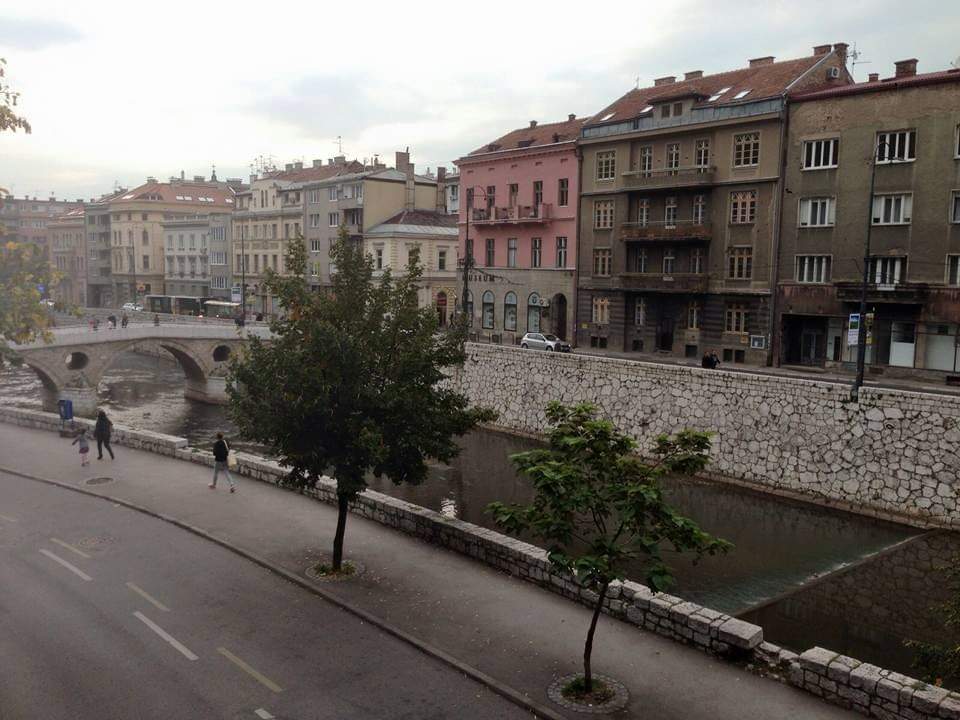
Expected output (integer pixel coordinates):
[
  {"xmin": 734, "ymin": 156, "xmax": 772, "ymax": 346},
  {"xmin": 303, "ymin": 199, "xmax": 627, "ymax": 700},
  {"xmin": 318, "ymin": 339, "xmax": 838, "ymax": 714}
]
[{"xmin": 71, "ymin": 428, "xmax": 91, "ymax": 467}]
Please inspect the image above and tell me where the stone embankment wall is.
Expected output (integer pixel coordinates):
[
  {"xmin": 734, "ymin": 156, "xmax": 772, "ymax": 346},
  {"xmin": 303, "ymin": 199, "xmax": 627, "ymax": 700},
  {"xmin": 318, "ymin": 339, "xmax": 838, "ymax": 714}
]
[
  {"xmin": 3, "ymin": 404, "xmax": 960, "ymax": 719},
  {"xmin": 448, "ymin": 344, "xmax": 960, "ymax": 528}
]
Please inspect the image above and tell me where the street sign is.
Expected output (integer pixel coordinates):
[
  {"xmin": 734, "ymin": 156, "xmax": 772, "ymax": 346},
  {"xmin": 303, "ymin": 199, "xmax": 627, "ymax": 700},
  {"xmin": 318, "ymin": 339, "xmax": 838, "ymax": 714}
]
[
  {"xmin": 231, "ymin": 286, "xmax": 242, "ymax": 303},
  {"xmin": 36, "ymin": 284, "xmax": 45, "ymax": 294},
  {"xmin": 847, "ymin": 313, "xmax": 860, "ymax": 346}
]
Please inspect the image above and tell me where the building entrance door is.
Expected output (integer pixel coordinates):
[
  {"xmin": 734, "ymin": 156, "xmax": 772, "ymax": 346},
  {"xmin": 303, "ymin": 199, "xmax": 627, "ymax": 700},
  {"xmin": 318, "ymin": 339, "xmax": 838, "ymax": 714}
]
[
  {"xmin": 656, "ymin": 317, "xmax": 674, "ymax": 352},
  {"xmin": 436, "ymin": 291, "xmax": 447, "ymax": 327}
]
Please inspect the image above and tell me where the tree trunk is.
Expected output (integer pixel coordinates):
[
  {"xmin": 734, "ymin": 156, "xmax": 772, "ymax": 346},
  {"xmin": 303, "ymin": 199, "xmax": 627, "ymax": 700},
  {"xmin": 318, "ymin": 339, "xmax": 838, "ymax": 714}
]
[
  {"xmin": 332, "ymin": 491, "xmax": 349, "ymax": 571},
  {"xmin": 583, "ymin": 581, "xmax": 610, "ymax": 694}
]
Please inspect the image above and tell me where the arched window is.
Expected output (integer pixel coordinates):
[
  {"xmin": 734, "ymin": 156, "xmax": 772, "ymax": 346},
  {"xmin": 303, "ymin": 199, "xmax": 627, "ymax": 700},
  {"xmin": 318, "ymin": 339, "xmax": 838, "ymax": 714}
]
[
  {"xmin": 465, "ymin": 290, "xmax": 474, "ymax": 327},
  {"xmin": 482, "ymin": 291, "xmax": 495, "ymax": 329},
  {"xmin": 527, "ymin": 292, "xmax": 542, "ymax": 333},
  {"xmin": 504, "ymin": 292, "xmax": 517, "ymax": 331}
]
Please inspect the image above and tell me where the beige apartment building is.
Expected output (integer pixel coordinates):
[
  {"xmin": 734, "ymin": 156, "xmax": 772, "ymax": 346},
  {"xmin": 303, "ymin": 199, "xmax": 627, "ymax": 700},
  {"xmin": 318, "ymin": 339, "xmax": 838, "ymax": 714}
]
[
  {"xmin": 108, "ymin": 175, "xmax": 237, "ymax": 304},
  {"xmin": 49, "ymin": 207, "xmax": 88, "ymax": 306},
  {"xmin": 776, "ymin": 59, "xmax": 960, "ymax": 379},
  {"xmin": 577, "ymin": 44, "xmax": 851, "ymax": 364}
]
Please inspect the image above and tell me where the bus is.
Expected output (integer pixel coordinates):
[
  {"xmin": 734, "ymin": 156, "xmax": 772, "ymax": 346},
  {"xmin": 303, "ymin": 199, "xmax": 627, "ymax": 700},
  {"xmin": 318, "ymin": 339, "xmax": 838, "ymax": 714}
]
[{"xmin": 201, "ymin": 300, "xmax": 241, "ymax": 319}]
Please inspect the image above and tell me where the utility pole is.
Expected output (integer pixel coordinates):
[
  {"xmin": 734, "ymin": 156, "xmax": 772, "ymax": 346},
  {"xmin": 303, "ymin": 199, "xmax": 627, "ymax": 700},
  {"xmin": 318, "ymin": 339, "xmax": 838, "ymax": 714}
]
[{"xmin": 460, "ymin": 186, "xmax": 487, "ymax": 327}]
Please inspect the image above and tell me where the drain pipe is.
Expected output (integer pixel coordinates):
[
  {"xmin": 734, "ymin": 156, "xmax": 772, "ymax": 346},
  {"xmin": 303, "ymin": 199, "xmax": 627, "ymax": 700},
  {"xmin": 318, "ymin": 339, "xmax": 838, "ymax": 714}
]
[{"xmin": 767, "ymin": 96, "xmax": 791, "ymax": 367}]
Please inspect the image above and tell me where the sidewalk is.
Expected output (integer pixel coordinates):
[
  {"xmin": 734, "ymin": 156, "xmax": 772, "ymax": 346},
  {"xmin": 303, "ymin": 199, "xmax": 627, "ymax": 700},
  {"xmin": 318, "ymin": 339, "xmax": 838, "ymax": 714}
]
[{"xmin": 0, "ymin": 423, "xmax": 854, "ymax": 719}]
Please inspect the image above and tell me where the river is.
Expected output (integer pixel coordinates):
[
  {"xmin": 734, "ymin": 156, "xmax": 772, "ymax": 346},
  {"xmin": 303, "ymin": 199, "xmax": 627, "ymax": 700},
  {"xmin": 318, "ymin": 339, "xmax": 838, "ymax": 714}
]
[{"xmin": 0, "ymin": 350, "xmax": 954, "ymax": 679}]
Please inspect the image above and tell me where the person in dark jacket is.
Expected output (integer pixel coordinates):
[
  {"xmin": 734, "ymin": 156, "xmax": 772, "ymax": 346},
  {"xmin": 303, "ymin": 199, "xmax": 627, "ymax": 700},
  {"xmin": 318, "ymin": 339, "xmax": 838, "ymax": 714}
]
[
  {"xmin": 209, "ymin": 432, "xmax": 236, "ymax": 492},
  {"xmin": 94, "ymin": 409, "xmax": 115, "ymax": 460},
  {"xmin": 701, "ymin": 351, "xmax": 713, "ymax": 369}
]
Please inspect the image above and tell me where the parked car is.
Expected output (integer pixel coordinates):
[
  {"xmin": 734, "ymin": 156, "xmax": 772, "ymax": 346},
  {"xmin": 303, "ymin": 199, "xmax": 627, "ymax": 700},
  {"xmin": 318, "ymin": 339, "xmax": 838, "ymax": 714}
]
[
  {"xmin": 121, "ymin": 302, "xmax": 143, "ymax": 312},
  {"xmin": 520, "ymin": 332, "xmax": 571, "ymax": 352},
  {"xmin": 39, "ymin": 299, "xmax": 55, "ymax": 308}
]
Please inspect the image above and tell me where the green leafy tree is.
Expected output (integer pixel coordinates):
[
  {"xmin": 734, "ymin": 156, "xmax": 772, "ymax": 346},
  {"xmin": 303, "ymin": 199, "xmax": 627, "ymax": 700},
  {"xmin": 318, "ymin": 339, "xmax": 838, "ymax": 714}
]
[
  {"xmin": 0, "ymin": 240, "xmax": 55, "ymax": 363},
  {"xmin": 488, "ymin": 402, "xmax": 731, "ymax": 696},
  {"xmin": 1, "ymin": 58, "xmax": 31, "ymax": 134},
  {"xmin": 228, "ymin": 229, "xmax": 491, "ymax": 570},
  {"xmin": 906, "ymin": 558, "xmax": 960, "ymax": 685}
]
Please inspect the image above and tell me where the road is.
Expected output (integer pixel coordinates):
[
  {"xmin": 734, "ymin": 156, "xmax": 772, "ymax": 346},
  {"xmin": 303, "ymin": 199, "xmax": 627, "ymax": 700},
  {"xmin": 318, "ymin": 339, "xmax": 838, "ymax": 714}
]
[{"xmin": 0, "ymin": 470, "xmax": 529, "ymax": 720}]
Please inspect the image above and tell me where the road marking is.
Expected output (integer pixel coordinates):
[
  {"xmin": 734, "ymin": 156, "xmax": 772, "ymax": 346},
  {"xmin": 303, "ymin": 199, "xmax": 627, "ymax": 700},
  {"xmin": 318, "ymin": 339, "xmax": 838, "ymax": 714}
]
[
  {"xmin": 254, "ymin": 710, "xmax": 275, "ymax": 719},
  {"xmin": 50, "ymin": 537, "xmax": 92, "ymax": 559},
  {"xmin": 133, "ymin": 611, "xmax": 198, "ymax": 661},
  {"xmin": 0, "ymin": 513, "xmax": 18, "ymax": 523},
  {"xmin": 126, "ymin": 582, "xmax": 170, "ymax": 612},
  {"xmin": 39, "ymin": 549, "xmax": 92, "ymax": 581},
  {"xmin": 218, "ymin": 647, "xmax": 284, "ymax": 693}
]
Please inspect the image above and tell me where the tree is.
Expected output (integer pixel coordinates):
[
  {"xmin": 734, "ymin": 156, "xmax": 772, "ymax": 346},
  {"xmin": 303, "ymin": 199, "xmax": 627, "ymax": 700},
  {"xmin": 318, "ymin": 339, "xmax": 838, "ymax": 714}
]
[
  {"xmin": 906, "ymin": 558, "xmax": 960, "ymax": 685},
  {"xmin": 1, "ymin": 58, "xmax": 31, "ymax": 134},
  {"xmin": 488, "ymin": 402, "xmax": 731, "ymax": 699},
  {"xmin": 228, "ymin": 229, "xmax": 491, "ymax": 571}
]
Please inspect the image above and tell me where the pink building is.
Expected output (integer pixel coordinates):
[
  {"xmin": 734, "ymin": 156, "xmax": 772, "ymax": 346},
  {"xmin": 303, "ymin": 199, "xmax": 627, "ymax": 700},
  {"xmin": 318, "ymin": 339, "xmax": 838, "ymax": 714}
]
[{"xmin": 455, "ymin": 115, "xmax": 585, "ymax": 342}]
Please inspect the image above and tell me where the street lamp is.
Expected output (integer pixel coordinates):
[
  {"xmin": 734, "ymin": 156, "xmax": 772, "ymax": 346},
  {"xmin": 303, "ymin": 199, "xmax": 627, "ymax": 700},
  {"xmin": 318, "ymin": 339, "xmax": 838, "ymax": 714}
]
[
  {"xmin": 851, "ymin": 139, "xmax": 903, "ymax": 401},
  {"xmin": 460, "ymin": 186, "xmax": 488, "ymax": 326}
]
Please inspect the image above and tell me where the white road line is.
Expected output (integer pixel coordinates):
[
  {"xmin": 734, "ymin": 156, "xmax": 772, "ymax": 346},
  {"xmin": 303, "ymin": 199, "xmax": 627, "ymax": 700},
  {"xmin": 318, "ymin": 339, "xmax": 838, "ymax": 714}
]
[
  {"xmin": 254, "ymin": 710, "xmax": 275, "ymax": 719},
  {"xmin": 133, "ymin": 611, "xmax": 198, "ymax": 661},
  {"xmin": 218, "ymin": 647, "xmax": 284, "ymax": 693},
  {"xmin": 0, "ymin": 513, "xmax": 18, "ymax": 523},
  {"xmin": 39, "ymin": 549, "xmax": 92, "ymax": 581},
  {"xmin": 126, "ymin": 582, "xmax": 171, "ymax": 612},
  {"xmin": 50, "ymin": 537, "xmax": 92, "ymax": 559}
]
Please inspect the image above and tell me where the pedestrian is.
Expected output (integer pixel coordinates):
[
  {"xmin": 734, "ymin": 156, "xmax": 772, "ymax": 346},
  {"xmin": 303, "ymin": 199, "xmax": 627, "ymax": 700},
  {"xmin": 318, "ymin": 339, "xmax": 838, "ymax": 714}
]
[
  {"xmin": 153, "ymin": 313, "xmax": 160, "ymax": 327},
  {"xmin": 710, "ymin": 350, "xmax": 721, "ymax": 369},
  {"xmin": 701, "ymin": 351, "xmax": 713, "ymax": 369},
  {"xmin": 94, "ymin": 409, "xmax": 115, "ymax": 460},
  {"xmin": 71, "ymin": 428, "xmax": 91, "ymax": 467},
  {"xmin": 121, "ymin": 312, "xmax": 129, "ymax": 328},
  {"xmin": 108, "ymin": 314, "xmax": 117, "ymax": 329},
  {"xmin": 92, "ymin": 317, "xmax": 100, "ymax": 331},
  {"xmin": 209, "ymin": 432, "xmax": 236, "ymax": 493}
]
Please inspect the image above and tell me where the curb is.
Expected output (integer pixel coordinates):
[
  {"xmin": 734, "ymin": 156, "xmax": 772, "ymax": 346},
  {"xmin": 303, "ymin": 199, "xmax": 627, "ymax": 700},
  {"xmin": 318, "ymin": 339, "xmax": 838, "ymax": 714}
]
[{"xmin": 0, "ymin": 464, "xmax": 568, "ymax": 720}]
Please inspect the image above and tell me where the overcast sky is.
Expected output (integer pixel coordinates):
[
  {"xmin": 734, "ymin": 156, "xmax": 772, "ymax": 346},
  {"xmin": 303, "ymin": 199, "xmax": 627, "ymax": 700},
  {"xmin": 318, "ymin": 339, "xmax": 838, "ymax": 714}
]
[{"xmin": 1, "ymin": 0, "xmax": 958, "ymax": 200}]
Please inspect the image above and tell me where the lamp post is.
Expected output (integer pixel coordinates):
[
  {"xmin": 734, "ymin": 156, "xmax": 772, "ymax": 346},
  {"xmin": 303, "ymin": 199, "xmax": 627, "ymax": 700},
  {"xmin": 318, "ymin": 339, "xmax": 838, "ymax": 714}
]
[
  {"xmin": 851, "ymin": 139, "xmax": 902, "ymax": 401},
  {"xmin": 460, "ymin": 186, "xmax": 487, "ymax": 327}
]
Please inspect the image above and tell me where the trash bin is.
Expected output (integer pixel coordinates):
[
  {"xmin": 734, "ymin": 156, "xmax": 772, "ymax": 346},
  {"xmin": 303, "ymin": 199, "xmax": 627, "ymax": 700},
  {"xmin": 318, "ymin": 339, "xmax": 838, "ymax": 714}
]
[{"xmin": 58, "ymin": 399, "xmax": 73, "ymax": 421}]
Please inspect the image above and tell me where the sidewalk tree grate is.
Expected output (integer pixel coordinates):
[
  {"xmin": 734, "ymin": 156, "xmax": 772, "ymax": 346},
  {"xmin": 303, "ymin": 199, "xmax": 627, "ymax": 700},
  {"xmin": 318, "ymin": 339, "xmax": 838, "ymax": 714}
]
[
  {"xmin": 85, "ymin": 476, "xmax": 114, "ymax": 486},
  {"xmin": 547, "ymin": 674, "xmax": 629, "ymax": 715},
  {"xmin": 305, "ymin": 557, "xmax": 366, "ymax": 582}
]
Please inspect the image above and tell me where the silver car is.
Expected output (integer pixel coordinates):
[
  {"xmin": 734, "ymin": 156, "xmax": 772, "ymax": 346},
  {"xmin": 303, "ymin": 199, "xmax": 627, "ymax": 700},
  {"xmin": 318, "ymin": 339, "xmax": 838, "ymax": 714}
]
[{"xmin": 520, "ymin": 332, "xmax": 571, "ymax": 352}]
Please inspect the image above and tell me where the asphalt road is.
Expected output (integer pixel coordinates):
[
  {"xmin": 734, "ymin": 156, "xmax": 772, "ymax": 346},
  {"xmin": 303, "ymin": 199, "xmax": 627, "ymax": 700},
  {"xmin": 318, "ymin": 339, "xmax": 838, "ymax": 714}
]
[{"xmin": 0, "ymin": 470, "xmax": 530, "ymax": 720}]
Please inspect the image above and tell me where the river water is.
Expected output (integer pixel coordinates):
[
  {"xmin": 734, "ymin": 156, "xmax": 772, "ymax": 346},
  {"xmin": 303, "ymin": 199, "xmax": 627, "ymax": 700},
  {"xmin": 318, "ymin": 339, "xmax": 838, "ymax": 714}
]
[{"xmin": 1, "ymin": 350, "xmax": 954, "ymax": 678}]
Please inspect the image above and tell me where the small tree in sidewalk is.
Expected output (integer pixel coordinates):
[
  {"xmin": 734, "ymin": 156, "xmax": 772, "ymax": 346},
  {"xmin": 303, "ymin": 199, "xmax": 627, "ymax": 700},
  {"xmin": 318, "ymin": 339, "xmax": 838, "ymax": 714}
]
[
  {"xmin": 227, "ymin": 228, "xmax": 491, "ymax": 572},
  {"xmin": 488, "ymin": 402, "xmax": 730, "ymax": 701}
]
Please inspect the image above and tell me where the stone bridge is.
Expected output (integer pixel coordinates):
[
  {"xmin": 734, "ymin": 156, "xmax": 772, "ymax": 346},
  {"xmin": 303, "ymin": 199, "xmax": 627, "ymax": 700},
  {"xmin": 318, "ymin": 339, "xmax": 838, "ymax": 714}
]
[{"xmin": 12, "ymin": 324, "xmax": 272, "ymax": 414}]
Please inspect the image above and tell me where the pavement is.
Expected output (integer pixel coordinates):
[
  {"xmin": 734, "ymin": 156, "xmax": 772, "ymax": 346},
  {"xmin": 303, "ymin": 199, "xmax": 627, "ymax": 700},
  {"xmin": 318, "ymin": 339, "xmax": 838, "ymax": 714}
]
[{"xmin": 0, "ymin": 423, "xmax": 857, "ymax": 719}]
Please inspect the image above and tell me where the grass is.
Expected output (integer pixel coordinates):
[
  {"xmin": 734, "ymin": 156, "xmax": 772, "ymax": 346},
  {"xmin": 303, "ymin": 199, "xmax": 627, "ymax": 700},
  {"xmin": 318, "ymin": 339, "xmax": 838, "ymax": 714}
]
[
  {"xmin": 561, "ymin": 676, "xmax": 615, "ymax": 705},
  {"xmin": 312, "ymin": 560, "xmax": 357, "ymax": 578}
]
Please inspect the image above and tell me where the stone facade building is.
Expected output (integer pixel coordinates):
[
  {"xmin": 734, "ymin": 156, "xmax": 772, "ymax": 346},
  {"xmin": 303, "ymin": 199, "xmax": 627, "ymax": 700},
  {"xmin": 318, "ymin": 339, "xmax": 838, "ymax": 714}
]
[
  {"xmin": 455, "ymin": 116, "xmax": 584, "ymax": 342},
  {"xmin": 83, "ymin": 190, "xmax": 125, "ymax": 308},
  {"xmin": 161, "ymin": 214, "xmax": 214, "ymax": 299},
  {"xmin": 48, "ymin": 207, "xmax": 87, "ymax": 306},
  {"xmin": 1, "ymin": 195, "xmax": 82, "ymax": 261},
  {"xmin": 776, "ymin": 60, "xmax": 960, "ymax": 379},
  {"xmin": 576, "ymin": 45, "xmax": 851, "ymax": 363}
]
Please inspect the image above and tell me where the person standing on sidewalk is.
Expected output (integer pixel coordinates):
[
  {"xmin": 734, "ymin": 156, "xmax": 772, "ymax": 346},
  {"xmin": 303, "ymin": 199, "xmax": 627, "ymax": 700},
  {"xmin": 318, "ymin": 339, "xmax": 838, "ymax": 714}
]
[
  {"xmin": 209, "ymin": 432, "xmax": 236, "ymax": 493},
  {"xmin": 94, "ymin": 409, "xmax": 115, "ymax": 460},
  {"xmin": 71, "ymin": 428, "xmax": 91, "ymax": 467}
]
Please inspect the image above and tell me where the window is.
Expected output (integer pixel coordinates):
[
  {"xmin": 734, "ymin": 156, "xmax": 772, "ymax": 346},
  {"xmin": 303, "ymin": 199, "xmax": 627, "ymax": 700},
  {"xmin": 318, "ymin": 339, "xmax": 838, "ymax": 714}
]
[
  {"xmin": 596, "ymin": 151, "xmax": 616, "ymax": 181},
  {"xmin": 679, "ymin": 302, "xmax": 698, "ymax": 331},
  {"xmin": 485, "ymin": 238, "xmax": 495, "ymax": 266},
  {"xmin": 628, "ymin": 247, "xmax": 648, "ymax": 273},
  {"xmin": 956, "ymin": 124, "xmax": 960, "ymax": 159},
  {"xmin": 558, "ymin": 178, "xmax": 569, "ymax": 207},
  {"xmin": 666, "ymin": 143, "xmax": 680, "ymax": 172},
  {"xmin": 662, "ymin": 248, "xmax": 675, "ymax": 274},
  {"xmin": 733, "ymin": 132, "xmax": 760, "ymax": 167},
  {"xmin": 504, "ymin": 292, "xmax": 517, "ymax": 331},
  {"xmin": 211, "ymin": 276, "xmax": 228, "ymax": 290},
  {"xmin": 803, "ymin": 138, "xmax": 839, "ymax": 169},
  {"xmin": 178, "ymin": 234, "xmax": 185, "ymax": 250},
  {"xmin": 142, "ymin": 255, "xmax": 150, "ymax": 270},
  {"xmin": 695, "ymin": 139, "xmax": 710, "ymax": 168},
  {"xmin": 868, "ymin": 256, "xmax": 906, "ymax": 285},
  {"xmin": 328, "ymin": 212, "xmax": 340, "ymax": 227},
  {"xmin": 482, "ymin": 291, "xmax": 495, "ymax": 329},
  {"xmin": 507, "ymin": 238, "xmax": 517, "ymax": 268},
  {"xmin": 948, "ymin": 255, "xmax": 960, "ymax": 286},
  {"xmin": 166, "ymin": 234, "xmax": 173, "ymax": 249},
  {"xmin": 693, "ymin": 195, "xmax": 707, "ymax": 225},
  {"xmin": 691, "ymin": 248, "xmax": 704, "ymax": 274},
  {"xmin": 952, "ymin": 192, "xmax": 960, "ymax": 223},
  {"xmin": 673, "ymin": 102, "xmax": 683, "ymax": 116},
  {"xmin": 636, "ymin": 198, "xmax": 650, "ymax": 226},
  {"xmin": 730, "ymin": 190, "xmax": 757, "ymax": 224},
  {"xmin": 796, "ymin": 255, "xmax": 831, "ymax": 283},
  {"xmin": 660, "ymin": 105, "xmax": 671, "ymax": 119},
  {"xmin": 210, "ymin": 251, "xmax": 226, "ymax": 265},
  {"xmin": 876, "ymin": 130, "xmax": 916, "ymax": 163},
  {"xmin": 527, "ymin": 293, "xmax": 542, "ymax": 332},
  {"xmin": 375, "ymin": 246, "xmax": 384, "ymax": 270},
  {"xmin": 725, "ymin": 303, "xmax": 748, "ymax": 333},
  {"xmin": 799, "ymin": 197, "xmax": 836, "ymax": 227},
  {"xmin": 555, "ymin": 237, "xmax": 568, "ymax": 267},
  {"xmin": 638, "ymin": 146, "xmax": 652, "ymax": 176},
  {"xmin": 634, "ymin": 298, "xmax": 646, "ymax": 326},
  {"xmin": 533, "ymin": 181, "xmax": 543, "ymax": 208},
  {"xmin": 708, "ymin": 87, "xmax": 731, "ymax": 102},
  {"xmin": 307, "ymin": 190, "xmax": 320, "ymax": 204},
  {"xmin": 188, "ymin": 233, "xmax": 196, "ymax": 249},
  {"xmin": 309, "ymin": 213, "xmax": 320, "ymax": 228},
  {"xmin": 664, "ymin": 197, "xmax": 677, "ymax": 227},
  {"xmin": 328, "ymin": 186, "xmax": 339, "ymax": 201},
  {"xmin": 872, "ymin": 194, "xmax": 912, "ymax": 225},
  {"xmin": 486, "ymin": 186, "xmax": 496, "ymax": 212},
  {"xmin": 438, "ymin": 249, "xmax": 447, "ymax": 271},
  {"xmin": 508, "ymin": 184, "xmax": 518, "ymax": 207},
  {"xmin": 594, "ymin": 200, "xmax": 614, "ymax": 229},
  {"xmin": 142, "ymin": 230, "xmax": 149, "ymax": 245},
  {"xmin": 594, "ymin": 249, "xmax": 612, "ymax": 276},
  {"xmin": 592, "ymin": 297, "xmax": 609, "ymax": 324},
  {"xmin": 465, "ymin": 291, "xmax": 473, "ymax": 327},
  {"xmin": 310, "ymin": 238, "xmax": 322, "ymax": 252},
  {"xmin": 310, "ymin": 262, "xmax": 320, "ymax": 277},
  {"xmin": 728, "ymin": 246, "xmax": 753, "ymax": 279},
  {"xmin": 531, "ymin": 237, "xmax": 542, "ymax": 268}
]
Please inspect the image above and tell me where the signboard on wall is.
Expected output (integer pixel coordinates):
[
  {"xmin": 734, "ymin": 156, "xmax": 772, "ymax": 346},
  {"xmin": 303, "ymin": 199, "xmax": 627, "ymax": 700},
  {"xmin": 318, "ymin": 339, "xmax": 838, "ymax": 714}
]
[
  {"xmin": 847, "ymin": 313, "xmax": 860, "ymax": 346},
  {"xmin": 231, "ymin": 286, "xmax": 242, "ymax": 303}
]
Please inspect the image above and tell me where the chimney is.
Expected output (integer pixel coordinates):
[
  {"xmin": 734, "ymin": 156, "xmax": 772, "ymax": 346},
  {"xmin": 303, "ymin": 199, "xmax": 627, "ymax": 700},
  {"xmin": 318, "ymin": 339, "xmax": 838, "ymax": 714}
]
[
  {"xmin": 813, "ymin": 44, "xmax": 831, "ymax": 56},
  {"xmin": 395, "ymin": 150, "xmax": 411, "ymax": 173},
  {"xmin": 684, "ymin": 70, "xmax": 703, "ymax": 80},
  {"xmin": 868, "ymin": 73, "xmax": 880, "ymax": 83},
  {"xmin": 653, "ymin": 76, "xmax": 676, "ymax": 86},
  {"xmin": 435, "ymin": 167, "xmax": 446, "ymax": 212},
  {"xmin": 894, "ymin": 58, "xmax": 918, "ymax": 78},
  {"xmin": 833, "ymin": 43, "xmax": 849, "ymax": 65},
  {"xmin": 147, "ymin": 176, "xmax": 157, "ymax": 183},
  {"xmin": 294, "ymin": 161, "xmax": 303, "ymax": 170},
  {"xmin": 327, "ymin": 158, "xmax": 334, "ymax": 165},
  {"xmin": 249, "ymin": 174, "xmax": 257, "ymax": 184},
  {"xmin": 568, "ymin": 113, "xmax": 576, "ymax": 121},
  {"xmin": 333, "ymin": 155, "xmax": 346, "ymax": 165},
  {"xmin": 749, "ymin": 56, "xmax": 775, "ymax": 67},
  {"xmin": 193, "ymin": 175, "xmax": 204, "ymax": 182},
  {"xmin": 529, "ymin": 120, "xmax": 537, "ymax": 128},
  {"xmin": 312, "ymin": 159, "xmax": 322, "ymax": 168},
  {"xmin": 437, "ymin": 167, "xmax": 446, "ymax": 182},
  {"xmin": 284, "ymin": 163, "xmax": 293, "ymax": 172}
]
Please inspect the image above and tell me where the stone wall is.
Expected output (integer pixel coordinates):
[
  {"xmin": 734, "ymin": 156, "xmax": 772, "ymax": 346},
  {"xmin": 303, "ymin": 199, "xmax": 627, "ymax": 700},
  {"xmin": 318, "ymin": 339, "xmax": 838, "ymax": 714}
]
[{"xmin": 448, "ymin": 344, "xmax": 960, "ymax": 528}]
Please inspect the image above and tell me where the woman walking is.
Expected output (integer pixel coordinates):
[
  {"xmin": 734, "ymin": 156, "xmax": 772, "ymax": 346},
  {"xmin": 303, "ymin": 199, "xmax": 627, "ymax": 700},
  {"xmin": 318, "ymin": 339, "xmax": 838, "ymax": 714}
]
[
  {"xmin": 94, "ymin": 409, "xmax": 115, "ymax": 460},
  {"xmin": 209, "ymin": 432, "xmax": 236, "ymax": 493},
  {"xmin": 71, "ymin": 428, "xmax": 91, "ymax": 467}
]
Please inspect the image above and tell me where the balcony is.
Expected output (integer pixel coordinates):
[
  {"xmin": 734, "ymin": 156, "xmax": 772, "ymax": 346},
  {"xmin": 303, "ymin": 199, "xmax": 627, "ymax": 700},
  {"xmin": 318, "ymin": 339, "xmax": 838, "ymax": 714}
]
[
  {"xmin": 835, "ymin": 281, "xmax": 930, "ymax": 304},
  {"xmin": 622, "ymin": 166, "xmax": 716, "ymax": 190},
  {"xmin": 621, "ymin": 220, "xmax": 711, "ymax": 243},
  {"xmin": 471, "ymin": 204, "xmax": 552, "ymax": 225},
  {"xmin": 619, "ymin": 272, "xmax": 709, "ymax": 293}
]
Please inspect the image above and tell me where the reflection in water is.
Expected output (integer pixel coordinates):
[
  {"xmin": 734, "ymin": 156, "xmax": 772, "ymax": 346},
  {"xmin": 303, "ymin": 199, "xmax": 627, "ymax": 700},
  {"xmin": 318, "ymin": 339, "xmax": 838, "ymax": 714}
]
[{"xmin": 0, "ymin": 350, "xmax": 947, "ymax": 677}]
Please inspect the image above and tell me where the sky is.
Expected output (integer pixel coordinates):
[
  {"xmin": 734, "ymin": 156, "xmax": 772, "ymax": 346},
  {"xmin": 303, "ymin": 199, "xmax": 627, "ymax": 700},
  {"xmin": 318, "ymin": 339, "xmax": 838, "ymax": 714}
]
[{"xmin": 1, "ymin": 0, "xmax": 958, "ymax": 201}]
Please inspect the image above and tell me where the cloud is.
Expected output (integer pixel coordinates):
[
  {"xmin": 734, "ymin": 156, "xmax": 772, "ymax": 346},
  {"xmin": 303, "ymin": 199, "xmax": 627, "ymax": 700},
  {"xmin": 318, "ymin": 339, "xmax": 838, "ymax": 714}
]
[{"xmin": 0, "ymin": 17, "xmax": 82, "ymax": 51}]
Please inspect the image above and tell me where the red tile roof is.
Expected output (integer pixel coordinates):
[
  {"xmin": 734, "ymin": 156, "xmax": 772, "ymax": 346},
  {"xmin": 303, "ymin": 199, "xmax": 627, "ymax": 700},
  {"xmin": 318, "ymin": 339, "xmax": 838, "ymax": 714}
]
[
  {"xmin": 113, "ymin": 181, "xmax": 237, "ymax": 208},
  {"xmin": 791, "ymin": 68, "xmax": 960, "ymax": 102},
  {"xmin": 586, "ymin": 53, "xmax": 832, "ymax": 127},
  {"xmin": 464, "ymin": 116, "xmax": 588, "ymax": 158}
]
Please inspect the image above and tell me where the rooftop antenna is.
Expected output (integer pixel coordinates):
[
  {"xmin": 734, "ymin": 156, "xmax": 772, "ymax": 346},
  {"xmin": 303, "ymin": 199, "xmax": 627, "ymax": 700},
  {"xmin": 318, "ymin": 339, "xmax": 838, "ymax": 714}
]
[
  {"xmin": 635, "ymin": 75, "xmax": 640, "ymax": 89},
  {"xmin": 849, "ymin": 43, "xmax": 871, "ymax": 74},
  {"xmin": 335, "ymin": 135, "xmax": 343, "ymax": 154}
]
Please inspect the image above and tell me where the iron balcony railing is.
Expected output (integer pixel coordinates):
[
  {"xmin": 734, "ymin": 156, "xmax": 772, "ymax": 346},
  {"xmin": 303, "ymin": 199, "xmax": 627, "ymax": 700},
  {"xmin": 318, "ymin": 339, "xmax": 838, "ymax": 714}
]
[
  {"xmin": 621, "ymin": 220, "xmax": 712, "ymax": 242},
  {"xmin": 471, "ymin": 203, "xmax": 552, "ymax": 224},
  {"xmin": 619, "ymin": 272, "xmax": 709, "ymax": 293},
  {"xmin": 621, "ymin": 166, "xmax": 716, "ymax": 189}
]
